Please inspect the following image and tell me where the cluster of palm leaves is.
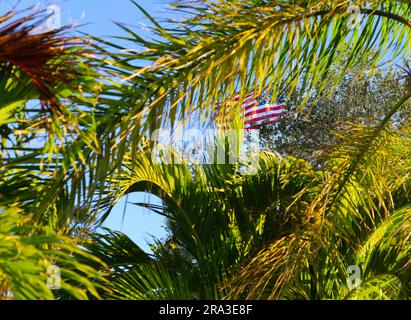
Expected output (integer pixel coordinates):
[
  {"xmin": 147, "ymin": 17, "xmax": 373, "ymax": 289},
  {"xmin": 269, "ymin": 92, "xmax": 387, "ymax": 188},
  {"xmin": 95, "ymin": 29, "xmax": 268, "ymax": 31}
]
[
  {"xmin": 0, "ymin": 6, "xmax": 107, "ymax": 299},
  {"xmin": 87, "ymin": 125, "xmax": 410, "ymax": 300},
  {"xmin": 1, "ymin": 0, "xmax": 411, "ymax": 300}
]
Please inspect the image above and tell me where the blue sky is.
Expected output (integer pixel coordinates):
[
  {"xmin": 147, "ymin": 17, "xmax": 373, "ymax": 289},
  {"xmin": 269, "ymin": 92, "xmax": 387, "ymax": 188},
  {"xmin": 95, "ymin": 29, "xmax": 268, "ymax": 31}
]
[
  {"xmin": 5, "ymin": 0, "xmax": 177, "ymax": 251},
  {"xmin": 11, "ymin": 1, "xmax": 174, "ymax": 37}
]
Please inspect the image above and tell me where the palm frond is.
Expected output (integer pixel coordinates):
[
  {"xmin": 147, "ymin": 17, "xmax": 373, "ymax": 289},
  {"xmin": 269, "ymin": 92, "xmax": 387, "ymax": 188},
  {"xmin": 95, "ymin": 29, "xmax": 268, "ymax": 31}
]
[
  {"xmin": 0, "ymin": 7, "xmax": 94, "ymax": 114},
  {"xmin": 96, "ymin": 0, "xmax": 411, "ymax": 151},
  {"xmin": 225, "ymin": 122, "xmax": 411, "ymax": 299},
  {"xmin": 0, "ymin": 207, "xmax": 108, "ymax": 300}
]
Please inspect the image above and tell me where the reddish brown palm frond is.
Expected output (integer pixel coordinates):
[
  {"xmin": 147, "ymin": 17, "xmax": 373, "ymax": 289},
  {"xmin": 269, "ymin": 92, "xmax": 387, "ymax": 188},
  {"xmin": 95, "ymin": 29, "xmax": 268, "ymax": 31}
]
[{"xmin": 0, "ymin": 7, "xmax": 90, "ymax": 115}]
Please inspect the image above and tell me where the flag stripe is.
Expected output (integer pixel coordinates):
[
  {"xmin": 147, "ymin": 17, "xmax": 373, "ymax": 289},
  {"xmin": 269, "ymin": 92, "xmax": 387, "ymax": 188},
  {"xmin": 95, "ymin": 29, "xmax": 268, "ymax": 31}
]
[
  {"xmin": 233, "ymin": 92, "xmax": 255, "ymax": 102},
  {"xmin": 244, "ymin": 104, "xmax": 285, "ymax": 118},
  {"xmin": 243, "ymin": 101, "xmax": 258, "ymax": 110},
  {"xmin": 244, "ymin": 111, "xmax": 287, "ymax": 125}
]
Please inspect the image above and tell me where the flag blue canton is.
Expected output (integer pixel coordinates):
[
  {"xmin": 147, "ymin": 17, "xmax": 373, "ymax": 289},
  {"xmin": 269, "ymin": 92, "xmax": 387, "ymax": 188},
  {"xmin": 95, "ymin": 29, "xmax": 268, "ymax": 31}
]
[{"xmin": 256, "ymin": 95, "xmax": 267, "ymax": 105}]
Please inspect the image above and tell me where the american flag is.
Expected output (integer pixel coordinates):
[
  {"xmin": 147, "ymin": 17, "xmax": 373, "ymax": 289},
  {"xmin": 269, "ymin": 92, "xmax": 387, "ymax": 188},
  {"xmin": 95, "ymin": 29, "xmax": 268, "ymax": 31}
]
[{"xmin": 216, "ymin": 91, "xmax": 287, "ymax": 129}]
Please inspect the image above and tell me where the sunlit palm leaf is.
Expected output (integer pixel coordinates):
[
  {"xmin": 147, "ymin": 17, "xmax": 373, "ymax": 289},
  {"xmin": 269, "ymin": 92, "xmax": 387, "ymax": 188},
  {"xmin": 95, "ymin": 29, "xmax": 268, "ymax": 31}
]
[{"xmin": 0, "ymin": 207, "xmax": 109, "ymax": 300}]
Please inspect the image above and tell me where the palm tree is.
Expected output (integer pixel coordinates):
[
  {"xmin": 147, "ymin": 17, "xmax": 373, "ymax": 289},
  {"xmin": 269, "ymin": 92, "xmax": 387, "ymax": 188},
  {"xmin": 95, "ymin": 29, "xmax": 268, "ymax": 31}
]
[
  {"xmin": 84, "ymin": 145, "xmax": 325, "ymax": 299},
  {"xmin": 83, "ymin": 0, "xmax": 411, "ymax": 299},
  {"xmin": 228, "ymin": 124, "xmax": 411, "ymax": 299},
  {"xmin": 0, "ymin": 5, "xmax": 102, "ymax": 225},
  {"xmin": 86, "ymin": 121, "xmax": 410, "ymax": 299}
]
